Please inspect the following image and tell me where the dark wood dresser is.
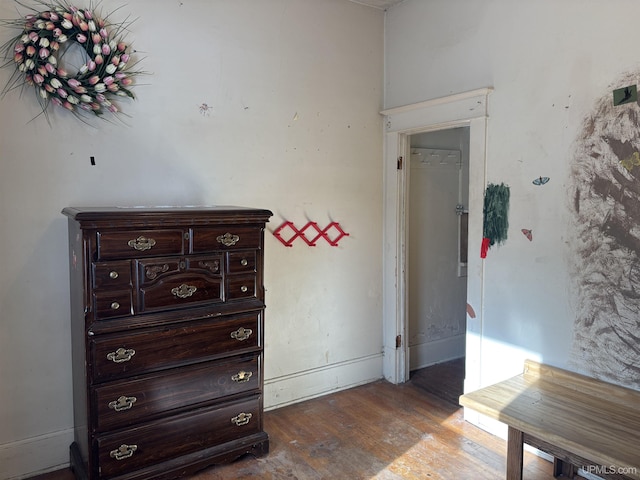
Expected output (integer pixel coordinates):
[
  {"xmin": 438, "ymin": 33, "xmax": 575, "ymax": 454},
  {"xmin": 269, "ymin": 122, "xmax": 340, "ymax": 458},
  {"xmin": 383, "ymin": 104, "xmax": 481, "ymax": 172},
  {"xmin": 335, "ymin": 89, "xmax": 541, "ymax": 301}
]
[{"xmin": 62, "ymin": 207, "xmax": 272, "ymax": 480}]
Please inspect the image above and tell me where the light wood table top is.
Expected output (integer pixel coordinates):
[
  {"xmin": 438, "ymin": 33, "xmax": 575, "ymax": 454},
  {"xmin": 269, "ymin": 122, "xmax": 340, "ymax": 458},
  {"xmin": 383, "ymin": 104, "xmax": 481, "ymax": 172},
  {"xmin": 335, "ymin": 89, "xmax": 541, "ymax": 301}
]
[{"xmin": 460, "ymin": 360, "xmax": 640, "ymax": 479}]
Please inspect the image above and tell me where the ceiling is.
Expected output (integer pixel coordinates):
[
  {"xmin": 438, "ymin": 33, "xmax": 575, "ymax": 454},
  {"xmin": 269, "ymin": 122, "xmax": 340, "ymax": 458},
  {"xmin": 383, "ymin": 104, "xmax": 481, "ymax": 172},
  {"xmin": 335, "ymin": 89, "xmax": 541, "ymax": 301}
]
[{"xmin": 350, "ymin": 0, "xmax": 405, "ymax": 10}]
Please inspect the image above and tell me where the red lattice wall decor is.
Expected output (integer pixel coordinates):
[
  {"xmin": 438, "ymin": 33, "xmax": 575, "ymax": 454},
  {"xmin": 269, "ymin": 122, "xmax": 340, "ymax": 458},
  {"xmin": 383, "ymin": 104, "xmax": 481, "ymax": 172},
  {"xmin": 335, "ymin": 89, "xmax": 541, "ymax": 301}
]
[{"xmin": 273, "ymin": 221, "xmax": 349, "ymax": 247}]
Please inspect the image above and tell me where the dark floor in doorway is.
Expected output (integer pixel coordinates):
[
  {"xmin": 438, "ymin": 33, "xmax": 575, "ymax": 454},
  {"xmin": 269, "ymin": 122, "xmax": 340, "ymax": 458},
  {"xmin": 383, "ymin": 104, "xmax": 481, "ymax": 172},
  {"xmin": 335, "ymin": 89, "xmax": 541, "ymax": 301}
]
[{"xmin": 410, "ymin": 357, "xmax": 465, "ymax": 406}]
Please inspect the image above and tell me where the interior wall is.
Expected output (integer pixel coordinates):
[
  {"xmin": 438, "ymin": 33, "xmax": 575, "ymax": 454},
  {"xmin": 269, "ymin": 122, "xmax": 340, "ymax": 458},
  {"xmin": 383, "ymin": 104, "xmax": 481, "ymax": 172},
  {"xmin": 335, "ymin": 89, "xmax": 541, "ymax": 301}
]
[
  {"xmin": 385, "ymin": 0, "xmax": 640, "ymax": 399},
  {"xmin": 0, "ymin": 1, "xmax": 384, "ymax": 478}
]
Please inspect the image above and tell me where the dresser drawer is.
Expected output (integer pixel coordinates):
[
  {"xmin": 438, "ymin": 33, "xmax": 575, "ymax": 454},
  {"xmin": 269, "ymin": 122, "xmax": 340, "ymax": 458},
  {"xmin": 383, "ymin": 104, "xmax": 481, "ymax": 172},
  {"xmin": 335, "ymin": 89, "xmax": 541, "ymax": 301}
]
[
  {"xmin": 137, "ymin": 256, "xmax": 223, "ymax": 283},
  {"xmin": 227, "ymin": 251, "xmax": 256, "ymax": 274},
  {"xmin": 92, "ymin": 355, "xmax": 260, "ymax": 432},
  {"xmin": 90, "ymin": 314, "xmax": 261, "ymax": 382},
  {"xmin": 93, "ymin": 290, "xmax": 134, "ymax": 320},
  {"xmin": 97, "ymin": 230, "xmax": 185, "ymax": 260},
  {"xmin": 137, "ymin": 257, "xmax": 181, "ymax": 282},
  {"xmin": 93, "ymin": 261, "xmax": 132, "ymax": 289},
  {"xmin": 136, "ymin": 255, "xmax": 224, "ymax": 313},
  {"xmin": 226, "ymin": 274, "xmax": 257, "ymax": 301},
  {"xmin": 95, "ymin": 396, "xmax": 262, "ymax": 478},
  {"xmin": 191, "ymin": 227, "xmax": 261, "ymax": 252},
  {"xmin": 138, "ymin": 274, "xmax": 223, "ymax": 312}
]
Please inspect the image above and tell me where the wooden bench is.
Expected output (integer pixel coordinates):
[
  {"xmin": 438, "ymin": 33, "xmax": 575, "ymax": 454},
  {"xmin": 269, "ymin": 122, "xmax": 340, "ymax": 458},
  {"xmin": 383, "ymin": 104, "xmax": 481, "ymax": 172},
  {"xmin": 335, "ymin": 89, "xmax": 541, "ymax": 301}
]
[{"xmin": 459, "ymin": 360, "xmax": 640, "ymax": 480}]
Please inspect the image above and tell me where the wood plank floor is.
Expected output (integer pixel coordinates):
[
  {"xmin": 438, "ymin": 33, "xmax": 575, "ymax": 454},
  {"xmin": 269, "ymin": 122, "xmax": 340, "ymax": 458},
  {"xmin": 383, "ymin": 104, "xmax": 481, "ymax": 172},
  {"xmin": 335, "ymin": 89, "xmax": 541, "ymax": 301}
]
[
  {"xmin": 29, "ymin": 368, "xmax": 585, "ymax": 480},
  {"xmin": 410, "ymin": 357, "xmax": 465, "ymax": 406}
]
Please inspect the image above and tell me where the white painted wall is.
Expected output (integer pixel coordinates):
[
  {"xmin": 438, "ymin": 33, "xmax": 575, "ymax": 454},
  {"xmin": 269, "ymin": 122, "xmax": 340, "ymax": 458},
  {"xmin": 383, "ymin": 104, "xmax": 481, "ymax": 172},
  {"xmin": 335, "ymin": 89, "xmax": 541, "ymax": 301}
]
[
  {"xmin": 385, "ymin": 0, "xmax": 640, "ymax": 403},
  {"xmin": 0, "ymin": 1, "xmax": 383, "ymax": 478}
]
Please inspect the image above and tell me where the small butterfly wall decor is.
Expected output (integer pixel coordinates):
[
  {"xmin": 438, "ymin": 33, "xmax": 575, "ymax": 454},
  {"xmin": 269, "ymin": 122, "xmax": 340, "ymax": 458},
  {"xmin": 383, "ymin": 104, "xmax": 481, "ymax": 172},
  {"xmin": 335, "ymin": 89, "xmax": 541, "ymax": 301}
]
[
  {"xmin": 522, "ymin": 229, "xmax": 533, "ymax": 241},
  {"xmin": 532, "ymin": 176, "xmax": 550, "ymax": 186}
]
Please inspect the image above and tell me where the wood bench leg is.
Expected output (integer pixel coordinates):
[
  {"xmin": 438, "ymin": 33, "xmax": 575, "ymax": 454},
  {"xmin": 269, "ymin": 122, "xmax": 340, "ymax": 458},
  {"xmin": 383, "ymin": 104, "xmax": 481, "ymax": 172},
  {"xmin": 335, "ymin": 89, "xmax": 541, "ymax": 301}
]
[
  {"xmin": 553, "ymin": 457, "xmax": 576, "ymax": 478},
  {"xmin": 507, "ymin": 426, "xmax": 524, "ymax": 480}
]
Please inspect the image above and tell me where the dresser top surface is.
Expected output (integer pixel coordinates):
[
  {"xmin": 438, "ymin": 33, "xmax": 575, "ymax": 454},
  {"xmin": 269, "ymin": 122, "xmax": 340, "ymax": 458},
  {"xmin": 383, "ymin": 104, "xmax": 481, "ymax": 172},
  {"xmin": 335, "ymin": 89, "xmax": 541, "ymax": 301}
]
[{"xmin": 62, "ymin": 206, "xmax": 273, "ymax": 226}]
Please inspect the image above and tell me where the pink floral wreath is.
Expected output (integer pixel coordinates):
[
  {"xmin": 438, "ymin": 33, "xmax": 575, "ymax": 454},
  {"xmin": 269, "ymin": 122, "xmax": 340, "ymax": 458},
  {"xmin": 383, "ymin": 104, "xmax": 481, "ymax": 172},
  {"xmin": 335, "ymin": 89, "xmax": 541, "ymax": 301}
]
[{"xmin": 2, "ymin": 1, "xmax": 142, "ymax": 120}]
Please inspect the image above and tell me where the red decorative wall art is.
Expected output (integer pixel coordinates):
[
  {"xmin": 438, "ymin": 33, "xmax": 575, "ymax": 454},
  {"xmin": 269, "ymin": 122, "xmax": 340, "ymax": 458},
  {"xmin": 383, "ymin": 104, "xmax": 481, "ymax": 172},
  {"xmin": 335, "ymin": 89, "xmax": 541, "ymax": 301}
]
[{"xmin": 273, "ymin": 221, "xmax": 349, "ymax": 247}]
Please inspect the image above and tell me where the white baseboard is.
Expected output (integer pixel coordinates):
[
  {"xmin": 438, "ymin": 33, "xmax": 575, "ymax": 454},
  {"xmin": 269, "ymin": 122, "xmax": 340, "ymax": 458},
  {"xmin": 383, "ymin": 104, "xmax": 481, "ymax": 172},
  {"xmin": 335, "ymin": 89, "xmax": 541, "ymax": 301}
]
[
  {"xmin": 1, "ymin": 428, "xmax": 74, "ymax": 480},
  {"xmin": 409, "ymin": 334, "xmax": 465, "ymax": 371},
  {"xmin": 264, "ymin": 353, "xmax": 384, "ymax": 410}
]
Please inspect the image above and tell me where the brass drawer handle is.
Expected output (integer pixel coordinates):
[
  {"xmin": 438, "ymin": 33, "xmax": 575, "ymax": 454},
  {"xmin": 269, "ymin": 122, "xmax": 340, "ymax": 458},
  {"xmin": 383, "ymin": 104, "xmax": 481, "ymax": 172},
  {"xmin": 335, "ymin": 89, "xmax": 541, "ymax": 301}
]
[
  {"xmin": 109, "ymin": 270, "xmax": 119, "ymax": 279},
  {"xmin": 232, "ymin": 370, "xmax": 253, "ymax": 383},
  {"xmin": 110, "ymin": 301, "xmax": 120, "ymax": 310},
  {"xmin": 216, "ymin": 233, "xmax": 240, "ymax": 246},
  {"xmin": 108, "ymin": 395, "xmax": 137, "ymax": 412},
  {"xmin": 231, "ymin": 412, "xmax": 252, "ymax": 426},
  {"xmin": 199, "ymin": 260, "xmax": 220, "ymax": 273},
  {"xmin": 127, "ymin": 236, "xmax": 156, "ymax": 251},
  {"xmin": 240, "ymin": 285, "xmax": 248, "ymax": 293},
  {"xmin": 145, "ymin": 264, "xmax": 169, "ymax": 279},
  {"xmin": 106, "ymin": 348, "xmax": 136, "ymax": 363},
  {"xmin": 110, "ymin": 444, "xmax": 138, "ymax": 460},
  {"xmin": 230, "ymin": 327, "xmax": 252, "ymax": 341},
  {"xmin": 240, "ymin": 258, "xmax": 248, "ymax": 266},
  {"xmin": 171, "ymin": 284, "xmax": 197, "ymax": 298},
  {"xmin": 109, "ymin": 395, "xmax": 138, "ymax": 412}
]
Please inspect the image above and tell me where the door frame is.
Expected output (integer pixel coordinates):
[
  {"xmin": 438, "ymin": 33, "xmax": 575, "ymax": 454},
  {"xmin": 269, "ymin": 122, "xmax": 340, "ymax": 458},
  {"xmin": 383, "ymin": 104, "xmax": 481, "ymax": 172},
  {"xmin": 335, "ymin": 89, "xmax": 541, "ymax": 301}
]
[{"xmin": 381, "ymin": 88, "xmax": 492, "ymax": 390}]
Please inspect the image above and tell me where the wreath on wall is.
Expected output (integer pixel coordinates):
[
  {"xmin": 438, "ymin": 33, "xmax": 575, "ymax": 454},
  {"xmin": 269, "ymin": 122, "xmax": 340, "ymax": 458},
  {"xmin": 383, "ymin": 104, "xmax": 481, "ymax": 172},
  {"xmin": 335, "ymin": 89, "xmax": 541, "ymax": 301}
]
[{"xmin": 1, "ymin": 1, "xmax": 143, "ymax": 122}]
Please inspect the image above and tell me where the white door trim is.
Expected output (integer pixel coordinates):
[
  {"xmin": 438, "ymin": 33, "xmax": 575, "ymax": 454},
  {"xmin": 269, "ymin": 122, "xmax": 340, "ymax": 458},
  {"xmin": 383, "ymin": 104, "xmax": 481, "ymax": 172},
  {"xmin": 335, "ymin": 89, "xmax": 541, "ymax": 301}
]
[{"xmin": 381, "ymin": 88, "xmax": 492, "ymax": 386}]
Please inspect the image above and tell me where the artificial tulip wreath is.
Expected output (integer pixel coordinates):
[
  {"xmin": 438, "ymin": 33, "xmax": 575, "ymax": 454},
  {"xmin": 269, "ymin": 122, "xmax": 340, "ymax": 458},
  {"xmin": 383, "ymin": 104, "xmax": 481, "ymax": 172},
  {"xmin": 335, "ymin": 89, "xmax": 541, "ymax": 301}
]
[{"xmin": 1, "ymin": 1, "xmax": 143, "ymax": 121}]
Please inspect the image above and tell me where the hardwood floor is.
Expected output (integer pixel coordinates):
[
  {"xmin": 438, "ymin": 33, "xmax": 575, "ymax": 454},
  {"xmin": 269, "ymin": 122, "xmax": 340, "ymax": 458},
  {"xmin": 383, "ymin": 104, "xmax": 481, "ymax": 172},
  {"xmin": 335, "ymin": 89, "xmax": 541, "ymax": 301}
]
[
  {"xmin": 410, "ymin": 357, "xmax": 465, "ymax": 406},
  {"xmin": 30, "ymin": 370, "xmax": 581, "ymax": 480}
]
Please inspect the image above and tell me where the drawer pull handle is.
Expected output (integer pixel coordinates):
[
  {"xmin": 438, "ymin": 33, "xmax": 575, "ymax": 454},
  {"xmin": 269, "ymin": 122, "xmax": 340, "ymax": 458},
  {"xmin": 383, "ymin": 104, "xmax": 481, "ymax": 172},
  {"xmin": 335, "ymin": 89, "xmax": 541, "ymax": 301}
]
[
  {"xmin": 127, "ymin": 236, "xmax": 156, "ymax": 251},
  {"xmin": 106, "ymin": 348, "xmax": 136, "ymax": 363},
  {"xmin": 216, "ymin": 233, "xmax": 240, "ymax": 247},
  {"xmin": 171, "ymin": 284, "xmax": 197, "ymax": 298},
  {"xmin": 240, "ymin": 285, "xmax": 248, "ymax": 293},
  {"xmin": 240, "ymin": 258, "xmax": 248, "ymax": 266},
  {"xmin": 230, "ymin": 327, "xmax": 252, "ymax": 341},
  {"xmin": 199, "ymin": 260, "xmax": 220, "ymax": 273},
  {"xmin": 108, "ymin": 396, "xmax": 137, "ymax": 412},
  {"xmin": 110, "ymin": 444, "xmax": 138, "ymax": 460},
  {"xmin": 231, "ymin": 412, "xmax": 252, "ymax": 426},
  {"xmin": 145, "ymin": 264, "xmax": 170, "ymax": 279},
  {"xmin": 110, "ymin": 301, "xmax": 120, "ymax": 310},
  {"xmin": 109, "ymin": 271, "xmax": 119, "ymax": 279},
  {"xmin": 232, "ymin": 370, "xmax": 253, "ymax": 383}
]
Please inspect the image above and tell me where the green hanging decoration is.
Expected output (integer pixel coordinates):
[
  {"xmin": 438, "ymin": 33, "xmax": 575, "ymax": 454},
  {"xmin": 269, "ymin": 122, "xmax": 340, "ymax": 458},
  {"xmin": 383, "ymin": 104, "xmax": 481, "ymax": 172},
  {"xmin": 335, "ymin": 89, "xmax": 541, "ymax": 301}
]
[{"xmin": 481, "ymin": 183, "xmax": 510, "ymax": 257}]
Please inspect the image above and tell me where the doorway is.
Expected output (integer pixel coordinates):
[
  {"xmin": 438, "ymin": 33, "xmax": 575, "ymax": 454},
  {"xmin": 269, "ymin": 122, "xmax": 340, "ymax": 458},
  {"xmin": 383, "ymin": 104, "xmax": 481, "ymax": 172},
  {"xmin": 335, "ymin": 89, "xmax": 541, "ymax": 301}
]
[
  {"xmin": 408, "ymin": 129, "xmax": 469, "ymax": 369},
  {"xmin": 407, "ymin": 128, "xmax": 469, "ymax": 404},
  {"xmin": 381, "ymin": 88, "xmax": 491, "ymax": 401}
]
